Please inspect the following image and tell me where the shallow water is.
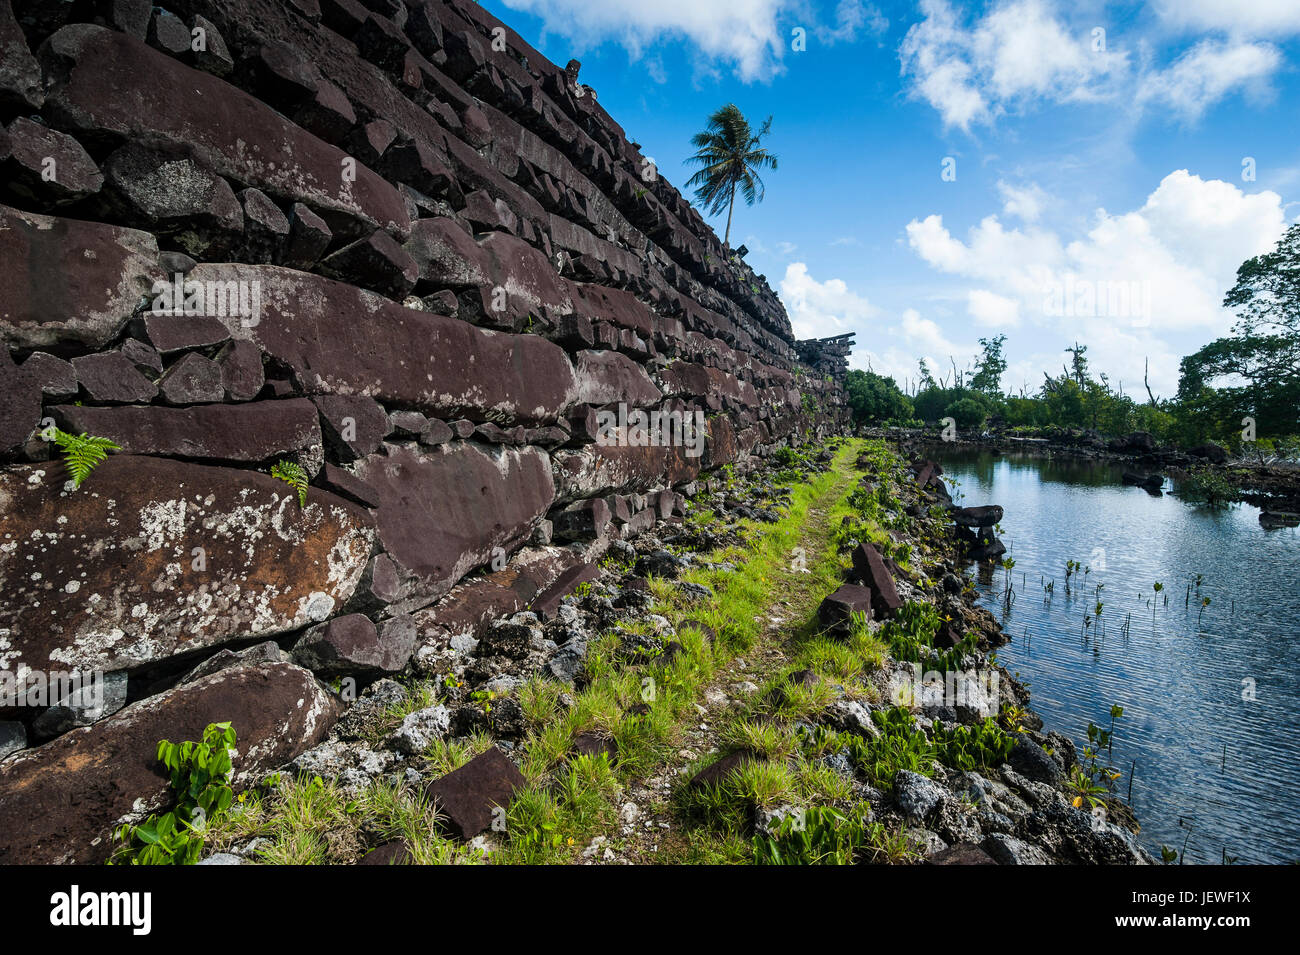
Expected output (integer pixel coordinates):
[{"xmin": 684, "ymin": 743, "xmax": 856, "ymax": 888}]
[{"xmin": 931, "ymin": 447, "xmax": 1300, "ymax": 864}]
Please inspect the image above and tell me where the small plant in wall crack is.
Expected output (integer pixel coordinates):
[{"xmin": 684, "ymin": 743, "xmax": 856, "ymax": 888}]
[
  {"xmin": 111, "ymin": 721, "xmax": 238, "ymax": 865},
  {"xmin": 49, "ymin": 428, "xmax": 120, "ymax": 488},
  {"xmin": 271, "ymin": 459, "xmax": 310, "ymax": 507}
]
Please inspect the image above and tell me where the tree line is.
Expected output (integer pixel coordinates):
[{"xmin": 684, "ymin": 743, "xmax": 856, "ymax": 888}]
[{"xmin": 846, "ymin": 224, "xmax": 1300, "ymax": 455}]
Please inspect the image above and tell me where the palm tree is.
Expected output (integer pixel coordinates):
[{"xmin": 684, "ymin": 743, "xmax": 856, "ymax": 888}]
[{"xmin": 684, "ymin": 104, "xmax": 778, "ymax": 249}]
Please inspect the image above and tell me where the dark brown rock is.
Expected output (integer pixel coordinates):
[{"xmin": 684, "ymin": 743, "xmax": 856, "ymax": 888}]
[
  {"xmin": 352, "ymin": 442, "xmax": 555, "ymax": 612},
  {"xmin": 689, "ymin": 751, "xmax": 759, "ymax": 789},
  {"xmin": 238, "ymin": 187, "xmax": 290, "ymax": 263},
  {"xmin": 425, "ymin": 746, "xmax": 525, "ymax": 840},
  {"xmin": 574, "ymin": 349, "xmax": 663, "ymax": 406},
  {"xmin": 0, "ymin": 662, "xmax": 338, "ymax": 864},
  {"xmin": 818, "ymin": 583, "xmax": 875, "ymax": 630},
  {"xmin": 0, "ymin": 456, "xmax": 374, "ymax": 674},
  {"xmin": 0, "ymin": 203, "xmax": 161, "ymax": 349},
  {"xmin": 70, "ymin": 351, "xmax": 158, "ymax": 403},
  {"xmin": 283, "ymin": 202, "xmax": 333, "ymax": 270},
  {"xmin": 101, "ymin": 143, "xmax": 244, "ymax": 258},
  {"xmin": 158, "ymin": 352, "xmax": 226, "ymax": 404},
  {"xmin": 216, "ymin": 340, "xmax": 265, "ymax": 401},
  {"xmin": 20, "ymin": 352, "xmax": 76, "ymax": 399},
  {"xmin": 529, "ymin": 561, "xmax": 600, "ymax": 621},
  {"xmin": 190, "ymin": 14, "xmax": 234, "ymax": 76},
  {"xmin": 951, "ymin": 505, "xmax": 1003, "ymax": 528},
  {"xmin": 319, "ymin": 230, "xmax": 419, "ymax": 298},
  {"xmin": 292, "ymin": 612, "xmax": 413, "ymax": 677},
  {"xmin": 850, "ymin": 542, "xmax": 903, "ymax": 619},
  {"xmin": 4, "ymin": 117, "xmax": 103, "ymax": 204},
  {"xmin": 311, "ymin": 394, "xmax": 390, "ymax": 459},
  {"xmin": 41, "ymin": 24, "xmax": 410, "ymax": 238},
  {"xmin": 0, "ymin": 348, "xmax": 42, "ymax": 453},
  {"xmin": 141, "ymin": 313, "xmax": 231, "ymax": 353},
  {"xmin": 188, "ymin": 263, "xmax": 577, "ymax": 426},
  {"xmin": 928, "ymin": 843, "xmax": 997, "ymax": 865},
  {"xmin": 50, "ymin": 398, "xmax": 321, "ymax": 463},
  {"xmin": 0, "ymin": 0, "xmax": 42, "ymax": 109}
]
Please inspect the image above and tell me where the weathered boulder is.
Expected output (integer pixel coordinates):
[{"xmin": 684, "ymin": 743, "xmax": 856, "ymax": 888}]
[
  {"xmin": 352, "ymin": 442, "xmax": 555, "ymax": 613},
  {"xmin": 573, "ymin": 350, "xmax": 662, "ymax": 407},
  {"xmin": 188, "ymin": 263, "xmax": 578, "ymax": 426},
  {"xmin": 951, "ymin": 505, "xmax": 1003, "ymax": 528},
  {"xmin": 0, "ymin": 203, "xmax": 162, "ymax": 349},
  {"xmin": 850, "ymin": 542, "xmax": 902, "ymax": 619},
  {"xmin": 292, "ymin": 612, "xmax": 414, "ymax": 678},
  {"xmin": 0, "ymin": 456, "xmax": 374, "ymax": 674},
  {"xmin": 0, "ymin": 662, "xmax": 338, "ymax": 864},
  {"xmin": 425, "ymin": 746, "xmax": 526, "ymax": 840},
  {"xmin": 1187, "ymin": 443, "xmax": 1228, "ymax": 464},
  {"xmin": 818, "ymin": 583, "xmax": 874, "ymax": 630},
  {"xmin": 4, "ymin": 117, "xmax": 103, "ymax": 204}
]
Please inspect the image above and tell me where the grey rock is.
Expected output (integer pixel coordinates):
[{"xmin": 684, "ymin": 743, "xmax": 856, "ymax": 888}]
[
  {"xmin": 894, "ymin": 769, "xmax": 946, "ymax": 822},
  {"xmin": 31, "ymin": 671, "xmax": 129, "ymax": 739},
  {"xmin": 981, "ymin": 833, "xmax": 1055, "ymax": 865},
  {"xmin": 389, "ymin": 705, "xmax": 451, "ymax": 755},
  {"xmin": 0, "ymin": 722, "xmax": 26, "ymax": 760}
]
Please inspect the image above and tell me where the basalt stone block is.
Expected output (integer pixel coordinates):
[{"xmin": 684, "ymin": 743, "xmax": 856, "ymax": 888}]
[
  {"xmin": 319, "ymin": 462, "xmax": 382, "ymax": 508},
  {"xmin": 294, "ymin": 78, "xmax": 356, "ymax": 143},
  {"xmin": 850, "ymin": 542, "xmax": 902, "ymax": 619},
  {"xmin": 283, "ymin": 202, "xmax": 333, "ymax": 270},
  {"xmin": 0, "ymin": 0, "xmax": 42, "ymax": 109},
  {"xmin": 140, "ymin": 313, "xmax": 231, "ymax": 353},
  {"xmin": 101, "ymin": 144, "xmax": 244, "ymax": 257},
  {"xmin": 239, "ymin": 187, "xmax": 291, "ymax": 264},
  {"xmin": 379, "ymin": 140, "xmax": 459, "ymax": 203},
  {"xmin": 30, "ymin": 670, "xmax": 129, "ymax": 740},
  {"xmin": 347, "ymin": 119, "xmax": 398, "ymax": 166},
  {"xmin": 71, "ymin": 351, "xmax": 158, "ymax": 403},
  {"xmin": 4, "ymin": 117, "xmax": 103, "ymax": 204},
  {"xmin": 216, "ymin": 339, "xmax": 265, "ymax": 401},
  {"xmin": 0, "ymin": 203, "xmax": 162, "ymax": 349},
  {"xmin": 551, "ymin": 497, "xmax": 611, "ymax": 542},
  {"xmin": 20, "ymin": 352, "xmax": 76, "ymax": 399},
  {"xmin": 121, "ymin": 338, "xmax": 162, "ymax": 375},
  {"xmin": 818, "ymin": 583, "xmax": 874, "ymax": 630},
  {"xmin": 425, "ymin": 746, "xmax": 525, "ymax": 841},
  {"xmin": 147, "ymin": 7, "xmax": 191, "ymax": 55},
  {"xmin": 0, "ymin": 662, "xmax": 338, "ymax": 864},
  {"xmin": 951, "ymin": 505, "xmax": 1003, "ymax": 528},
  {"xmin": 529, "ymin": 561, "xmax": 600, "ymax": 621},
  {"xmin": 312, "ymin": 394, "xmax": 390, "ymax": 459},
  {"xmin": 0, "ymin": 456, "xmax": 374, "ymax": 675},
  {"xmin": 51, "ymin": 398, "xmax": 321, "ymax": 463},
  {"xmin": 928, "ymin": 843, "xmax": 997, "ymax": 865},
  {"xmin": 0, "ymin": 349, "xmax": 42, "ymax": 453},
  {"xmin": 388, "ymin": 409, "xmax": 430, "ymax": 439},
  {"xmin": 550, "ymin": 442, "xmax": 702, "ymax": 502},
  {"xmin": 689, "ymin": 751, "xmax": 759, "ymax": 789},
  {"xmin": 188, "ymin": 263, "xmax": 577, "ymax": 426},
  {"xmin": 41, "ymin": 24, "xmax": 410, "ymax": 239},
  {"xmin": 573, "ymin": 349, "xmax": 663, "ymax": 407},
  {"xmin": 421, "ymin": 418, "xmax": 454, "ymax": 446},
  {"xmin": 292, "ymin": 612, "xmax": 414, "ymax": 677},
  {"xmin": 352, "ymin": 442, "xmax": 555, "ymax": 613},
  {"xmin": 319, "ymin": 230, "xmax": 419, "ymax": 299},
  {"xmin": 158, "ymin": 352, "xmax": 225, "ymax": 404},
  {"xmin": 190, "ymin": 14, "xmax": 234, "ymax": 76}
]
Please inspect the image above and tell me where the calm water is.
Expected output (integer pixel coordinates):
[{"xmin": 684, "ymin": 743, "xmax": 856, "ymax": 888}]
[{"xmin": 932, "ymin": 447, "xmax": 1300, "ymax": 865}]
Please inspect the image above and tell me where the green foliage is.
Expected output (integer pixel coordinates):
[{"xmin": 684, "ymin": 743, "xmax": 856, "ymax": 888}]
[
  {"xmin": 752, "ymin": 806, "xmax": 903, "ymax": 865},
  {"xmin": 271, "ymin": 459, "xmax": 309, "ymax": 507},
  {"xmin": 112, "ymin": 722, "xmax": 237, "ymax": 865},
  {"xmin": 845, "ymin": 369, "xmax": 914, "ymax": 425},
  {"xmin": 931, "ymin": 718, "xmax": 1016, "ymax": 772},
  {"xmin": 1176, "ymin": 470, "xmax": 1238, "ymax": 508},
  {"xmin": 50, "ymin": 428, "xmax": 120, "ymax": 488},
  {"xmin": 944, "ymin": 396, "xmax": 988, "ymax": 430},
  {"xmin": 879, "ymin": 601, "xmax": 975, "ymax": 673},
  {"xmin": 684, "ymin": 104, "xmax": 778, "ymax": 247}
]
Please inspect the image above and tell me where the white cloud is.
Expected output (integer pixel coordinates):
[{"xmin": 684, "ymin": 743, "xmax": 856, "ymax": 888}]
[
  {"xmin": 816, "ymin": 0, "xmax": 889, "ymax": 44},
  {"xmin": 500, "ymin": 0, "xmax": 788, "ymax": 81},
  {"xmin": 1137, "ymin": 39, "xmax": 1281, "ymax": 121},
  {"xmin": 779, "ymin": 262, "xmax": 879, "ymax": 339},
  {"xmin": 904, "ymin": 170, "xmax": 1288, "ymax": 393},
  {"xmin": 899, "ymin": 0, "xmax": 1125, "ymax": 130},
  {"xmin": 967, "ymin": 289, "xmax": 1021, "ymax": 327},
  {"xmin": 1155, "ymin": 0, "xmax": 1300, "ymax": 37},
  {"xmin": 997, "ymin": 180, "xmax": 1049, "ymax": 222}
]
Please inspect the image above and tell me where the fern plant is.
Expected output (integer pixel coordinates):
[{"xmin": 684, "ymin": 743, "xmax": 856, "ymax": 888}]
[
  {"xmin": 50, "ymin": 428, "xmax": 120, "ymax": 488},
  {"xmin": 271, "ymin": 459, "xmax": 309, "ymax": 507}
]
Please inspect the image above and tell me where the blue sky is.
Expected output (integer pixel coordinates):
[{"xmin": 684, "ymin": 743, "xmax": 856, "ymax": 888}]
[{"xmin": 481, "ymin": 0, "xmax": 1300, "ymax": 397}]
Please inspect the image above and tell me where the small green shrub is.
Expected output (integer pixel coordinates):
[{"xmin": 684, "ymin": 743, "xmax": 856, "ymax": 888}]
[
  {"xmin": 112, "ymin": 722, "xmax": 237, "ymax": 865},
  {"xmin": 271, "ymin": 459, "xmax": 310, "ymax": 507},
  {"xmin": 50, "ymin": 428, "xmax": 120, "ymax": 488}
]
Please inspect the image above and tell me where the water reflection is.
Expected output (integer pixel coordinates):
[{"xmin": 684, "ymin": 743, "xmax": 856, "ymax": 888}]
[{"xmin": 932, "ymin": 446, "xmax": 1300, "ymax": 864}]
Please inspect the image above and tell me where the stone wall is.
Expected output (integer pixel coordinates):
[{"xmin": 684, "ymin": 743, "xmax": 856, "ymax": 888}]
[{"xmin": 0, "ymin": 0, "xmax": 847, "ymax": 861}]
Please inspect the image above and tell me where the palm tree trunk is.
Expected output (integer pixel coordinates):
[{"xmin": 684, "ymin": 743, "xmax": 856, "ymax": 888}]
[{"xmin": 723, "ymin": 181, "xmax": 736, "ymax": 248}]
